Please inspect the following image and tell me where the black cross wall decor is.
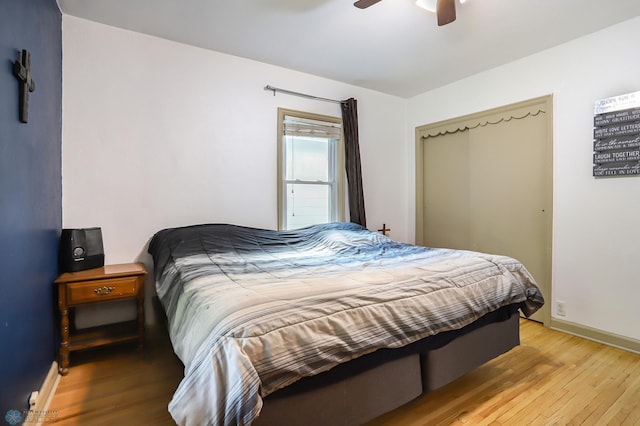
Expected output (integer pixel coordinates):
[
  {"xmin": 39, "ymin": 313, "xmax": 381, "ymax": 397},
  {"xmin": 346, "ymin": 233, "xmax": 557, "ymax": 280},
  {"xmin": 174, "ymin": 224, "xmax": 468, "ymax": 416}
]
[
  {"xmin": 378, "ymin": 223, "xmax": 391, "ymax": 236},
  {"xmin": 12, "ymin": 49, "xmax": 36, "ymax": 123}
]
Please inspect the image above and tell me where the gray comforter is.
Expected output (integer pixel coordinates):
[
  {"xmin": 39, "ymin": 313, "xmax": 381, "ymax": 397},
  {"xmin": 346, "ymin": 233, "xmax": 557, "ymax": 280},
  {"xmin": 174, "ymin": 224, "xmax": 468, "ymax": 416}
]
[{"xmin": 148, "ymin": 222, "xmax": 543, "ymax": 426}]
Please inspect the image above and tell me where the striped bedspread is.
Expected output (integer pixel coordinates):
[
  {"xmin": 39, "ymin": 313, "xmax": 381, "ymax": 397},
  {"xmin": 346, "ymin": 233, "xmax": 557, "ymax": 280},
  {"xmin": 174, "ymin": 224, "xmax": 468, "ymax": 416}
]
[{"xmin": 148, "ymin": 222, "xmax": 544, "ymax": 426}]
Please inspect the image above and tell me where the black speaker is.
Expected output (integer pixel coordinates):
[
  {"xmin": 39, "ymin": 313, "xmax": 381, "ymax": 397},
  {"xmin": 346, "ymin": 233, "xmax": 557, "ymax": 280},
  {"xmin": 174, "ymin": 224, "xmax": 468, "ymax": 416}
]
[{"xmin": 59, "ymin": 228, "xmax": 105, "ymax": 273}]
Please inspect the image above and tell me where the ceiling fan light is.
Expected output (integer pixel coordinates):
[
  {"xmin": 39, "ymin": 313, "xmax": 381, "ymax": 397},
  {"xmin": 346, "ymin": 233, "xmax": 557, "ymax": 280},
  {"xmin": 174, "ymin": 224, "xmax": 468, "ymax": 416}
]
[
  {"xmin": 416, "ymin": 0, "xmax": 436, "ymax": 13},
  {"xmin": 416, "ymin": 0, "xmax": 470, "ymax": 12}
]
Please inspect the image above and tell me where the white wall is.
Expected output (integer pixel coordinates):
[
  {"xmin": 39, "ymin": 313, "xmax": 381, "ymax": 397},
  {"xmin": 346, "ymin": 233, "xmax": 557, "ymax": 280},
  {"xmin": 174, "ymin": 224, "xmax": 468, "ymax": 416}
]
[
  {"xmin": 62, "ymin": 16, "xmax": 408, "ymax": 325},
  {"xmin": 62, "ymin": 16, "xmax": 409, "ymax": 254},
  {"xmin": 407, "ymin": 17, "xmax": 640, "ymax": 341}
]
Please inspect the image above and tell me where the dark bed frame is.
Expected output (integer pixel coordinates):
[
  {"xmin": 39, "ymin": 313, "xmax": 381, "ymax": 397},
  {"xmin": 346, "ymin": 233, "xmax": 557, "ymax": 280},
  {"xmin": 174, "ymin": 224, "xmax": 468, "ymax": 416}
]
[{"xmin": 254, "ymin": 306, "xmax": 521, "ymax": 425}]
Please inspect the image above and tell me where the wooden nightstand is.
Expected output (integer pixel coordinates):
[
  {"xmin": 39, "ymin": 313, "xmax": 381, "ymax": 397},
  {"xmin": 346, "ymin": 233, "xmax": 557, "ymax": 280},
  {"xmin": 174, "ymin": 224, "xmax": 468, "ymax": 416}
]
[{"xmin": 54, "ymin": 263, "xmax": 146, "ymax": 375}]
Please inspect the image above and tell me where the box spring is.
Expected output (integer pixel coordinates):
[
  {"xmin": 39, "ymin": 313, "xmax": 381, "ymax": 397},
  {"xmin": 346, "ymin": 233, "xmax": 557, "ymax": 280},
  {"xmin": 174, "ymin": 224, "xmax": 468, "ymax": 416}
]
[{"xmin": 255, "ymin": 305, "xmax": 521, "ymax": 425}]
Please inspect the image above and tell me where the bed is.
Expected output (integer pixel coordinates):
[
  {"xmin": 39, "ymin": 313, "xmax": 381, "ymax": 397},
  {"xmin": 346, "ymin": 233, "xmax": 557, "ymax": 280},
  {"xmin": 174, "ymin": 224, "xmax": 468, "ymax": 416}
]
[{"xmin": 148, "ymin": 222, "xmax": 544, "ymax": 426}]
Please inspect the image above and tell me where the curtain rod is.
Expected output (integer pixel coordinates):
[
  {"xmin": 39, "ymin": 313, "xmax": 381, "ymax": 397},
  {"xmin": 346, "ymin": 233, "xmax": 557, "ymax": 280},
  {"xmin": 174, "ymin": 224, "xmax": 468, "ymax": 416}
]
[{"xmin": 264, "ymin": 85, "xmax": 342, "ymax": 104}]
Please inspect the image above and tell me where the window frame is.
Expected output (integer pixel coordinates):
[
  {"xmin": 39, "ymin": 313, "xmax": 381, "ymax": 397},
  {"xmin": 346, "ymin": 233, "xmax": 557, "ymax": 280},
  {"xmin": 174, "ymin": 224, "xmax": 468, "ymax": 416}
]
[{"xmin": 277, "ymin": 108, "xmax": 346, "ymax": 230}]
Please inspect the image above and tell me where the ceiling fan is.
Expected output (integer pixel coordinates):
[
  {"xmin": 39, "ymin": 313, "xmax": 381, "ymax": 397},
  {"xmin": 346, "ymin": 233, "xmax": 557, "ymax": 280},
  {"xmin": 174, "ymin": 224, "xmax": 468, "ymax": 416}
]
[{"xmin": 354, "ymin": 0, "xmax": 457, "ymax": 26}]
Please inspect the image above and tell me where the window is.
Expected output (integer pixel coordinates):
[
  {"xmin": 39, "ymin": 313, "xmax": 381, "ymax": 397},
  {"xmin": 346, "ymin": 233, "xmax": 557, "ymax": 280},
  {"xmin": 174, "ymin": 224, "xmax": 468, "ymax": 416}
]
[{"xmin": 278, "ymin": 108, "xmax": 345, "ymax": 230}]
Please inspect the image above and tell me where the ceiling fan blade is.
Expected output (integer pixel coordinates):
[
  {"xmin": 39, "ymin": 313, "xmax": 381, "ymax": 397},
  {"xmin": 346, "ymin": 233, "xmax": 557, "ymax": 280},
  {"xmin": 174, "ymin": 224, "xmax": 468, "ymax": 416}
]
[
  {"xmin": 436, "ymin": 0, "xmax": 456, "ymax": 26},
  {"xmin": 354, "ymin": 0, "xmax": 383, "ymax": 9}
]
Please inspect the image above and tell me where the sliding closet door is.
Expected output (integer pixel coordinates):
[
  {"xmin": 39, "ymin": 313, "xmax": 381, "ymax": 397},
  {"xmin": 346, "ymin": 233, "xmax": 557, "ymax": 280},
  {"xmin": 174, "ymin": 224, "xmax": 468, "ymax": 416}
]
[
  {"xmin": 467, "ymin": 113, "xmax": 549, "ymax": 324},
  {"xmin": 422, "ymin": 130, "xmax": 470, "ymax": 250},
  {"xmin": 468, "ymin": 113, "xmax": 547, "ymax": 262},
  {"xmin": 416, "ymin": 97, "xmax": 552, "ymax": 325}
]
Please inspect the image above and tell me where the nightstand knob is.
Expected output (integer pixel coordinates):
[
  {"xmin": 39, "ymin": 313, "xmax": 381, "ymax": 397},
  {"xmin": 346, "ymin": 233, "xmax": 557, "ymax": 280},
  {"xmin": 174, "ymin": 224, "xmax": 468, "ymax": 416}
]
[{"xmin": 93, "ymin": 286, "xmax": 116, "ymax": 295}]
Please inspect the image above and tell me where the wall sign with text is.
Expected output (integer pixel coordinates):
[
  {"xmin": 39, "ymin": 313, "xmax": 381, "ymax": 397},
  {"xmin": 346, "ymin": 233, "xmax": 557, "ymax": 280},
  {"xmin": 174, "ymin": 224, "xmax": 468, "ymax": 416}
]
[{"xmin": 593, "ymin": 91, "xmax": 640, "ymax": 177}]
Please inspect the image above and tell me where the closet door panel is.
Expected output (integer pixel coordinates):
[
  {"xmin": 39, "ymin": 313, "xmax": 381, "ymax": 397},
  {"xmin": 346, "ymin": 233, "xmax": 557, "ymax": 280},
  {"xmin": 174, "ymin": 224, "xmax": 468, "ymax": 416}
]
[{"xmin": 422, "ymin": 131, "xmax": 470, "ymax": 250}]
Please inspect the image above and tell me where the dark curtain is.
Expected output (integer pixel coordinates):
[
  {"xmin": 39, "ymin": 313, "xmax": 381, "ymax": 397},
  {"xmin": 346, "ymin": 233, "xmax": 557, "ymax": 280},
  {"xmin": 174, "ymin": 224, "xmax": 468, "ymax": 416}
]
[{"xmin": 341, "ymin": 98, "xmax": 367, "ymax": 227}]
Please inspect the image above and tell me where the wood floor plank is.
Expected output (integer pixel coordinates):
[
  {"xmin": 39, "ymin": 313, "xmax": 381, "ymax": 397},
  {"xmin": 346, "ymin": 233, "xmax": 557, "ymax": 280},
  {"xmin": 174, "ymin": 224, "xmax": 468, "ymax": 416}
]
[
  {"xmin": 48, "ymin": 319, "xmax": 640, "ymax": 425},
  {"xmin": 368, "ymin": 320, "xmax": 640, "ymax": 426},
  {"xmin": 48, "ymin": 325, "xmax": 182, "ymax": 425}
]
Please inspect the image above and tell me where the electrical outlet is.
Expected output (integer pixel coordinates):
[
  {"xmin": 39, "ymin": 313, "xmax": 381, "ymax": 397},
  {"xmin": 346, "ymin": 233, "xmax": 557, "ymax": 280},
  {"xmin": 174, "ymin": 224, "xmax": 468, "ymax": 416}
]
[
  {"xmin": 557, "ymin": 300, "xmax": 566, "ymax": 317},
  {"xmin": 29, "ymin": 391, "xmax": 38, "ymax": 408}
]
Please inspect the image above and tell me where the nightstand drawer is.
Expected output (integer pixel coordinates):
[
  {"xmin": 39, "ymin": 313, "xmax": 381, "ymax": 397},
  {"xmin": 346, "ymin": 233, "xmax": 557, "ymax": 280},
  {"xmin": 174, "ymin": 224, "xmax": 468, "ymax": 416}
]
[{"xmin": 66, "ymin": 276, "xmax": 139, "ymax": 305}]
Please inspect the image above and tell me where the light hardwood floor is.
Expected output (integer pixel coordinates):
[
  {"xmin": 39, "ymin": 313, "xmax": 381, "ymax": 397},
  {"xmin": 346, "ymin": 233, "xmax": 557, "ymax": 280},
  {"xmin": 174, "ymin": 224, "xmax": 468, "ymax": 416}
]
[{"xmin": 48, "ymin": 319, "xmax": 640, "ymax": 425}]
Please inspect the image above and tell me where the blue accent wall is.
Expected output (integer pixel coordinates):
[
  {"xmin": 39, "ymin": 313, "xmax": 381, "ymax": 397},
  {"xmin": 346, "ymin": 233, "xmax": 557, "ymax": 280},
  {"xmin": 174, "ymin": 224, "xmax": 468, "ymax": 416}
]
[{"xmin": 0, "ymin": 0, "xmax": 62, "ymax": 417}]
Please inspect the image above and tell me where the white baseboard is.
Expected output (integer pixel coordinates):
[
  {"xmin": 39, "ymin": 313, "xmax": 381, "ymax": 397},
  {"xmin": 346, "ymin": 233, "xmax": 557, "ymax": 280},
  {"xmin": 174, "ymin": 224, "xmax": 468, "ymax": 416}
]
[
  {"xmin": 550, "ymin": 318, "xmax": 640, "ymax": 355},
  {"xmin": 24, "ymin": 361, "xmax": 60, "ymax": 425}
]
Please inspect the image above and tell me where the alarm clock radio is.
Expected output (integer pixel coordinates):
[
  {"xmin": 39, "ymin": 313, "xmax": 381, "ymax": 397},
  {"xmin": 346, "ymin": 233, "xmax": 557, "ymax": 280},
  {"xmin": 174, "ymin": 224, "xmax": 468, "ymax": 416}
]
[{"xmin": 58, "ymin": 227, "xmax": 105, "ymax": 273}]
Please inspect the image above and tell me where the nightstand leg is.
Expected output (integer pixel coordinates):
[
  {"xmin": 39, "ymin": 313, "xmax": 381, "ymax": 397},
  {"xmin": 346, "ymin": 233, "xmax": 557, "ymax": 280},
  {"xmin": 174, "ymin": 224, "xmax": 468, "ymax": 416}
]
[
  {"xmin": 59, "ymin": 308, "xmax": 70, "ymax": 375},
  {"xmin": 137, "ymin": 296, "xmax": 145, "ymax": 350}
]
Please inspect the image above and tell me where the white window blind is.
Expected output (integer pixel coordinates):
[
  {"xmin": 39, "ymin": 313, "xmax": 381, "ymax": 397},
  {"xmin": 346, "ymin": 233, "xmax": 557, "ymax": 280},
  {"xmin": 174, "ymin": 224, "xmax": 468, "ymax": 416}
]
[{"xmin": 283, "ymin": 116, "xmax": 342, "ymax": 138}]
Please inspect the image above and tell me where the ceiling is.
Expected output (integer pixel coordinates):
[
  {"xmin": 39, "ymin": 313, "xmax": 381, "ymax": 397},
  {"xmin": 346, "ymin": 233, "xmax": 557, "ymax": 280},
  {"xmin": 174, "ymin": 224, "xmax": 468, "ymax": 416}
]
[{"xmin": 57, "ymin": 0, "xmax": 640, "ymax": 98}]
